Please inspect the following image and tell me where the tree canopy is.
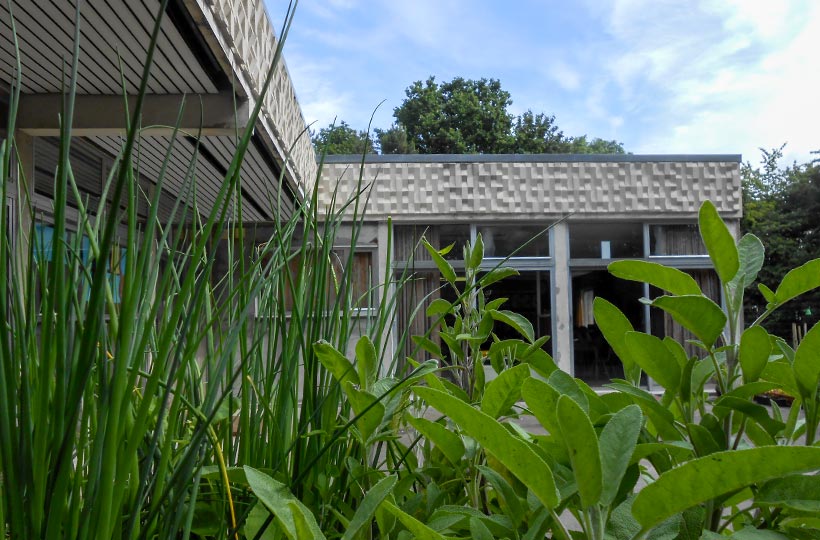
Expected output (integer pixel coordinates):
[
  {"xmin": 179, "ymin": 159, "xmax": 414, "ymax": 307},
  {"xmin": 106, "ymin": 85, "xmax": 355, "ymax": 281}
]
[
  {"xmin": 311, "ymin": 121, "xmax": 376, "ymax": 155},
  {"xmin": 742, "ymin": 146, "xmax": 820, "ymax": 339},
  {"xmin": 312, "ymin": 76, "xmax": 625, "ymax": 155}
]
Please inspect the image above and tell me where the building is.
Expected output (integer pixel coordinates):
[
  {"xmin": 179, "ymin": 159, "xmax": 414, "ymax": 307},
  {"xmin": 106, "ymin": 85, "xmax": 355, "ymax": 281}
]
[
  {"xmin": 319, "ymin": 154, "xmax": 742, "ymax": 382},
  {"xmin": 1, "ymin": 1, "xmax": 743, "ymax": 385},
  {"xmin": 1, "ymin": 0, "xmax": 314, "ymax": 241}
]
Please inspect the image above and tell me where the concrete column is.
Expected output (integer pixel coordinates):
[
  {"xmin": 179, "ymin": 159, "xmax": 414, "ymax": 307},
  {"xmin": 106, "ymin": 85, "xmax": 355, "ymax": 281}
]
[
  {"xmin": 377, "ymin": 220, "xmax": 395, "ymax": 373},
  {"xmin": 12, "ymin": 132, "xmax": 35, "ymax": 271},
  {"xmin": 552, "ymin": 222, "xmax": 572, "ymax": 374}
]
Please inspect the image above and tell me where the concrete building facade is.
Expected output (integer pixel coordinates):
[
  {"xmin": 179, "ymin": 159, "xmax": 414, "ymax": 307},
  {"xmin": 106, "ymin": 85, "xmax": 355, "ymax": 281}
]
[{"xmin": 319, "ymin": 154, "xmax": 742, "ymax": 381}]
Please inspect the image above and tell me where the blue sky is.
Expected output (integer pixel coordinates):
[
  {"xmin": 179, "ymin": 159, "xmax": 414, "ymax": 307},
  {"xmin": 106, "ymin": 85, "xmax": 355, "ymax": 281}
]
[{"xmin": 265, "ymin": 0, "xmax": 820, "ymax": 165}]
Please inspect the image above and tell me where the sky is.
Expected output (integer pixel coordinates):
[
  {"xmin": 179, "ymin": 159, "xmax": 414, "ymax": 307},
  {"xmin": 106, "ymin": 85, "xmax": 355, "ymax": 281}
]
[{"xmin": 265, "ymin": 0, "xmax": 820, "ymax": 165}]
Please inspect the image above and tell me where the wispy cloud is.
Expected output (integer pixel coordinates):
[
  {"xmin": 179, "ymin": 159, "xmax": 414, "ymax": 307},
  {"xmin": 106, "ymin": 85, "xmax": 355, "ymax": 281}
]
[{"xmin": 272, "ymin": 0, "xmax": 820, "ymax": 163}]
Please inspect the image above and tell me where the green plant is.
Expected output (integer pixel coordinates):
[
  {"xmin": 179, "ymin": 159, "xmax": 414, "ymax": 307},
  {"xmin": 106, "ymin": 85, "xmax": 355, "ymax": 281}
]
[{"xmin": 399, "ymin": 201, "xmax": 820, "ymax": 540}]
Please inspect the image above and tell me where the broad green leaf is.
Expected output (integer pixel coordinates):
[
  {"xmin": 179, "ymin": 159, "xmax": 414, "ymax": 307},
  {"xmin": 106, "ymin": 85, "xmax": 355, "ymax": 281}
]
[
  {"xmin": 739, "ymin": 326, "xmax": 771, "ymax": 383},
  {"xmin": 412, "ymin": 335, "xmax": 443, "ymax": 358},
  {"xmin": 736, "ymin": 233, "xmax": 765, "ymax": 288},
  {"xmin": 651, "ymin": 295, "xmax": 726, "ymax": 348},
  {"xmin": 426, "ymin": 298, "xmax": 453, "ymax": 316},
  {"xmin": 599, "ymin": 405, "xmax": 643, "ymax": 506},
  {"xmin": 414, "ymin": 386, "xmax": 559, "ymax": 509},
  {"xmin": 489, "ymin": 309, "xmax": 534, "ymax": 342},
  {"xmin": 607, "ymin": 496, "xmax": 682, "ymax": 540},
  {"xmin": 793, "ymin": 322, "xmax": 820, "ymax": 400},
  {"xmin": 469, "ymin": 517, "xmax": 494, "ymax": 540},
  {"xmin": 761, "ymin": 361, "xmax": 799, "ymax": 398},
  {"xmin": 244, "ymin": 504, "xmax": 277, "ymax": 540},
  {"xmin": 481, "ymin": 363, "xmax": 530, "ymax": 418},
  {"xmin": 341, "ymin": 476, "xmax": 397, "ymax": 540},
  {"xmin": 631, "ymin": 447, "xmax": 820, "ymax": 531},
  {"xmin": 244, "ymin": 466, "xmax": 326, "ymax": 540},
  {"xmin": 289, "ymin": 502, "xmax": 322, "ymax": 540},
  {"xmin": 686, "ymin": 423, "xmax": 721, "ymax": 456},
  {"xmin": 344, "ymin": 382, "xmax": 384, "ymax": 443},
  {"xmin": 781, "ymin": 517, "xmax": 820, "ymax": 536},
  {"xmin": 314, "ymin": 340, "xmax": 359, "ymax": 386},
  {"xmin": 356, "ymin": 335, "xmax": 377, "ymax": 390},
  {"xmin": 406, "ymin": 416, "xmax": 465, "ymax": 465},
  {"xmin": 556, "ymin": 395, "xmax": 602, "ymax": 508},
  {"xmin": 755, "ymin": 475, "xmax": 820, "ymax": 513},
  {"xmin": 594, "ymin": 297, "xmax": 641, "ymax": 385},
  {"xmin": 699, "ymin": 200, "xmax": 739, "ymax": 283},
  {"xmin": 624, "ymin": 332, "xmax": 681, "ymax": 392},
  {"xmin": 480, "ymin": 267, "xmax": 519, "ymax": 288},
  {"xmin": 729, "ymin": 528, "xmax": 789, "ymax": 539},
  {"xmin": 469, "ymin": 233, "xmax": 484, "ymax": 270},
  {"xmin": 476, "ymin": 465, "xmax": 526, "ymax": 527},
  {"xmin": 606, "ymin": 382, "xmax": 680, "ymax": 441},
  {"xmin": 773, "ymin": 258, "xmax": 820, "ymax": 305},
  {"xmin": 423, "ymin": 238, "xmax": 457, "ymax": 284},
  {"xmin": 381, "ymin": 500, "xmax": 447, "ymax": 540},
  {"xmin": 758, "ymin": 283, "xmax": 775, "ymax": 304},
  {"xmin": 521, "ymin": 377, "xmax": 561, "ymax": 435},
  {"xmin": 608, "ymin": 260, "xmax": 702, "ymax": 296},
  {"xmin": 714, "ymin": 396, "xmax": 784, "ymax": 438},
  {"xmin": 547, "ymin": 369, "xmax": 589, "ymax": 412}
]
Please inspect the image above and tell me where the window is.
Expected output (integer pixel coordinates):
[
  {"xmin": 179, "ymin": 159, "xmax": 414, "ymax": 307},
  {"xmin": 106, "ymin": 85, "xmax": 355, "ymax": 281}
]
[
  {"xmin": 477, "ymin": 225, "xmax": 549, "ymax": 258},
  {"xmin": 255, "ymin": 245, "xmax": 373, "ymax": 317},
  {"xmin": 649, "ymin": 224, "xmax": 707, "ymax": 256},
  {"xmin": 570, "ymin": 223, "xmax": 643, "ymax": 259}
]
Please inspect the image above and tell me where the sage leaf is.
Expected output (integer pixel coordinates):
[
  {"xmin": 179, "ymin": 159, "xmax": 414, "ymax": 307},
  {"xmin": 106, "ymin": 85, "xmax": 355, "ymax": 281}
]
[{"xmin": 632, "ymin": 447, "xmax": 820, "ymax": 531}]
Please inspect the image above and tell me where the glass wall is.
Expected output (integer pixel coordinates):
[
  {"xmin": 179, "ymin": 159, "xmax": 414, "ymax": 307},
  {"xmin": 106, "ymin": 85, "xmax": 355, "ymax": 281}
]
[{"xmin": 393, "ymin": 223, "xmax": 553, "ymax": 361}]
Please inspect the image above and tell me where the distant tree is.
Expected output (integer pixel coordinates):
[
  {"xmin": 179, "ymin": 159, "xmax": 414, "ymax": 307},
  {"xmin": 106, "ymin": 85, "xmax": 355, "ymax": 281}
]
[
  {"xmin": 392, "ymin": 76, "xmax": 625, "ymax": 155},
  {"xmin": 312, "ymin": 121, "xmax": 376, "ymax": 155},
  {"xmin": 393, "ymin": 76, "xmax": 514, "ymax": 154},
  {"xmin": 569, "ymin": 136, "xmax": 626, "ymax": 154},
  {"xmin": 375, "ymin": 125, "xmax": 417, "ymax": 154},
  {"xmin": 511, "ymin": 110, "xmax": 569, "ymax": 153},
  {"xmin": 742, "ymin": 146, "xmax": 820, "ymax": 339}
]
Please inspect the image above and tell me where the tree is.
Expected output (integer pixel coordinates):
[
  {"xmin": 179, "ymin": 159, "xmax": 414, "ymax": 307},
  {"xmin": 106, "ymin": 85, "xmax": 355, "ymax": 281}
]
[
  {"xmin": 392, "ymin": 76, "xmax": 626, "ymax": 155},
  {"xmin": 312, "ymin": 121, "xmax": 376, "ymax": 155},
  {"xmin": 568, "ymin": 136, "xmax": 626, "ymax": 154},
  {"xmin": 511, "ymin": 110, "xmax": 569, "ymax": 153},
  {"xmin": 742, "ymin": 147, "xmax": 820, "ymax": 340},
  {"xmin": 375, "ymin": 125, "xmax": 417, "ymax": 154},
  {"xmin": 393, "ymin": 76, "xmax": 514, "ymax": 154}
]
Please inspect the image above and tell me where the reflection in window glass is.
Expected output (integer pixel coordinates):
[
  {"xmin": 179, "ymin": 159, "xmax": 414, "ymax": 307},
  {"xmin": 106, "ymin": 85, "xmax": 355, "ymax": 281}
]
[
  {"xmin": 438, "ymin": 225, "xmax": 471, "ymax": 261},
  {"xmin": 476, "ymin": 225, "xmax": 549, "ymax": 258},
  {"xmin": 649, "ymin": 224, "xmax": 707, "ymax": 255},
  {"xmin": 570, "ymin": 223, "xmax": 643, "ymax": 259},
  {"xmin": 394, "ymin": 225, "xmax": 470, "ymax": 262}
]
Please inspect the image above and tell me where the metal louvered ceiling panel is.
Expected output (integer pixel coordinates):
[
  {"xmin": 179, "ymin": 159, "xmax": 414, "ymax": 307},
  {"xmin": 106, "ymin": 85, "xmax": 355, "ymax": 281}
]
[{"xmin": 0, "ymin": 0, "xmax": 216, "ymax": 95}]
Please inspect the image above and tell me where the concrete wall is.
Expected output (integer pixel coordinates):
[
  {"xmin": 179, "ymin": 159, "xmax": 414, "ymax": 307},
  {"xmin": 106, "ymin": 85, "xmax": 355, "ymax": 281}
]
[
  {"xmin": 188, "ymin": 0, "xmax": 317, "ymax": 190},
  {"xmin": 318, "ymin": 155, "xmax": 742, "ymax": 221}
]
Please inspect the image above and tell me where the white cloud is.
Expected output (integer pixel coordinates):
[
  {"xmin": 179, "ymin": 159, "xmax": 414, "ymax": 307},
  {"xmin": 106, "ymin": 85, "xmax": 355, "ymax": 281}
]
[{"xmin": 597, "ymin": 0, "xmax": 820, "ymax": 163}]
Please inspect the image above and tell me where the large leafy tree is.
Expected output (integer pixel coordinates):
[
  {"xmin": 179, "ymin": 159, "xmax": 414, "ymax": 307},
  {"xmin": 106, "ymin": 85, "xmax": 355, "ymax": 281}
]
[
  {"xmin": 742, "ymin": 147, "xmax": 820, "ymax": 339},
  {"xmin": 394, "ymin": 76, "xmax": 514, "ymax": 154},
  {"xmin": 312, "ymin": 121, "xmax": 376, "ymax": 155}
]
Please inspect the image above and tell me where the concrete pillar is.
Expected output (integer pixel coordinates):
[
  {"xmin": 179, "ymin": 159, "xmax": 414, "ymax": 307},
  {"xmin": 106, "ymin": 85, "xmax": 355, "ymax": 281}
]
[
  {"xmin": 552, "ymin": 222, "xmax": 572, "ymax": 374},
  {"xmin": 377, "ymin": 220, "xmax": 394, "ymax": 373},
  {"xmin": 12, "ymin": 131, "xmax": 35, "ymax": 272}
]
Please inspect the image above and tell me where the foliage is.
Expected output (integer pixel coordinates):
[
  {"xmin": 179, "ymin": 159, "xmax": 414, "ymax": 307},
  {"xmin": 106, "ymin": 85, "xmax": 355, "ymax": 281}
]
[
  {"xmin": 393, "ymin": 76, "xmax": 625, "ymax": 155},
  {"xmin": 393, "ymin": 76, "xmax": 515, "ymax": 154},
  {"xmin": 375, "ymin": 124, "xmax": 417, "ymax": 154},
  {"xmin": 312, "ymin": 120, "xmax": 377, "ymax": 155},
  {"xmin": 742, "ymin": 146, "xmax": 820, "ymax": 340}
]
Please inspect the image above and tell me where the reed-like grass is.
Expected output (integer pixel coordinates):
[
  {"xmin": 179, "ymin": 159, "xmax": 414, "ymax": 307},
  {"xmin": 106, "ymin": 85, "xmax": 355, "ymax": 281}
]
[{"xmin": 0, "ymin": 1, "xmax": 413, "ymax": 537}]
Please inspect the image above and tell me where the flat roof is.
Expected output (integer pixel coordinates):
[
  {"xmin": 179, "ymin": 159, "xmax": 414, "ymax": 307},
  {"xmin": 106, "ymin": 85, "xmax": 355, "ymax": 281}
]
[{"xmin": 321, "ymin": 153, "xmax": 742, "ymax": 164}]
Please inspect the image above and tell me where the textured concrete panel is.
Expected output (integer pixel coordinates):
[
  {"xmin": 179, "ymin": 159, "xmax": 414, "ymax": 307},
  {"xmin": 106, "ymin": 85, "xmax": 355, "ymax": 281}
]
[
  {"xmin": 191, "ymin": 0, "xmax": 317, "ymax": 188},
  {"xmin": 319, "ymin": 157, "xmax": 742, "ymax": 220}
]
